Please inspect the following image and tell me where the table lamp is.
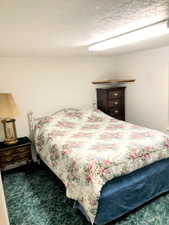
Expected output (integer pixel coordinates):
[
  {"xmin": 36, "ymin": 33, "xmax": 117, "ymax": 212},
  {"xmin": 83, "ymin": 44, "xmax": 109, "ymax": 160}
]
[{"xmin": 0, "ymin": 93, "xmax": 19, "ymax": 145}]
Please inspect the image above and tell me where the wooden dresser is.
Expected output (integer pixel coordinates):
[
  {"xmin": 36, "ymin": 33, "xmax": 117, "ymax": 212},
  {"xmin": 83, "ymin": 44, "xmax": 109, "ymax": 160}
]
[{"xmin": 97, "ymin": 87, "xmax": 125, "ymax": 121}]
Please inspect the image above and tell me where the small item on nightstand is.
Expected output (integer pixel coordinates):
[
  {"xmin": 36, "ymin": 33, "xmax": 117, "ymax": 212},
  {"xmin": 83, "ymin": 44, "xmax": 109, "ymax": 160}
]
[{"xmin": 0, "ymin": 137, "xmax": 32, "ymax": 171}]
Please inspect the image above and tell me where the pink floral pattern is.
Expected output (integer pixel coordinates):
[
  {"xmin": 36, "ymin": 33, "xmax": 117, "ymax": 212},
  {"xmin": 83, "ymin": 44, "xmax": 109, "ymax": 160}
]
[
  {"xmin": 87, "ymin": 115, "xmax": 104, "ymax": 122},
  {"xmin": 131, "ymin": 131, "xmax": 153, "ymax": 139},
  {"xmin": 64, "ymin": 111, "xmax": 83, "ymax": 119},
  {"xmin": 35, "ymin": 116, "xmax": 54, "ymax": 129},
  {"xmin": 57, "ymin": 120, "xmax": 77, "ymax": 129},
  {"xmin": 100, "ymin": 132, "xmax": 122, "ymax": 140},
  {"xmin": 91, "ymin": 143, "xmax": 118, "ymax": 151},
  {"xmin": 72, "ymin": 132, "xmax": 93, "ymax": 139},
  {"xmin": 81, "ymin": 124, "xmax": 101, "ymax": 130},
  {"xmin": 35, "ymin": 108, "xmax": 169, "ymax": 223},
  {"xmin": 48, "ymin": 130, "xmax": 67, "ymax": 138},
  {"xmin": 106, "ymin": 123, "xmax": 126, "ymax": 129}
]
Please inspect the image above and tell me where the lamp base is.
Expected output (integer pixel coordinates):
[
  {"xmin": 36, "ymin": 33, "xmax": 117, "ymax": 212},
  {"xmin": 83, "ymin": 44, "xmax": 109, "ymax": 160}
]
[
  {"xmin": 4, "ymin": 138, "xmax": 18, "ymax": 145},
  {"xmin": 1, "ymin": 118, "xmax": 18, "ymax": 145}
]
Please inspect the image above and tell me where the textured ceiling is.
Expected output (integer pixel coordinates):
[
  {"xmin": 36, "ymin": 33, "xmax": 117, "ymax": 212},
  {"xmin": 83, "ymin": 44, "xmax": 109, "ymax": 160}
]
[{"xmin": 0, "ymin": 0, "xmax": 168, "ymax": 56}]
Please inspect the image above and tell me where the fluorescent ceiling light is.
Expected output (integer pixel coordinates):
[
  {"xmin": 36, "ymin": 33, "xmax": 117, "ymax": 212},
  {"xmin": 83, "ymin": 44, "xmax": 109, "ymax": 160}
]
[{"xmin": 88, "ymin": 20, "xmax": 169, "ymax": 51}]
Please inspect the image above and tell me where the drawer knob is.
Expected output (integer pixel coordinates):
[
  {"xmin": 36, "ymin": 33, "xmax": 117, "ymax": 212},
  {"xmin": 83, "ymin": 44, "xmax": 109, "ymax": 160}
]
[
  {"xmin": 114, "ymin": 110, "xmax": 119, "ymax": 114},
  {"xmin": 114, "ymin": 93, "xmax": 118, "ymax": 96},
  {"xmin": 114, "ymin": 101, "xmax": 118, "ymax": 105}
]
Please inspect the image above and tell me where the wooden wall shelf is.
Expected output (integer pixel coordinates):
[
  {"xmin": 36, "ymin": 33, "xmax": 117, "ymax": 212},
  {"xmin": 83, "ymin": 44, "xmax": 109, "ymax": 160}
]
[{"xmin": 92, "ymin": 79, "xmax": 135, "ymax": 84}]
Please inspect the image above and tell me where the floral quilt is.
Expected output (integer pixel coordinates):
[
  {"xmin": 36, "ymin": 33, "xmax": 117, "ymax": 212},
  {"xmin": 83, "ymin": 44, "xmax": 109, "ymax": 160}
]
[{"xmin": 34, "ymin": 108, "xmax": 169, "ymax": 224}]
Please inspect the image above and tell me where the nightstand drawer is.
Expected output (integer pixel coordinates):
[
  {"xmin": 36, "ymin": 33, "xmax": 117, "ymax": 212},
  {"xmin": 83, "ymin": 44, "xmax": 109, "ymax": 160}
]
[
  {"xmin": 0, "ymin": 146, "xmax": 30, "ymax": 157},
  {"xmin": 0, "ymin": 157, "xmax": 30, "ymax": 169},
  {"xmin": 0, "ymin": 150, "xmax": 30, "ymax": 163}
]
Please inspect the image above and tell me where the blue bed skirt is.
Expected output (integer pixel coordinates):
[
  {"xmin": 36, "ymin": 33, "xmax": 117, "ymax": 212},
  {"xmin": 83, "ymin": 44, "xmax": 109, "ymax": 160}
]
[{"xmin": 74, "ymin": 158, "xmax": 169, "ymax": 225}]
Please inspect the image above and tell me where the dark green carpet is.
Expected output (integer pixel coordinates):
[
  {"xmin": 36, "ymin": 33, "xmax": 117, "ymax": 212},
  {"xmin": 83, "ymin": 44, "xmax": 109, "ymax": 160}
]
[{"xmin": 2, "ymin": 164, "xmax": 169, "ymax": 225}]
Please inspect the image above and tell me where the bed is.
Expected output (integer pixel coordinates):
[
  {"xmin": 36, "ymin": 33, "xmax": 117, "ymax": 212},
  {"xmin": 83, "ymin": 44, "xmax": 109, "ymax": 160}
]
[{"xmin": 29, "ymin": 108, "xmax": 169, "ymax": 225}]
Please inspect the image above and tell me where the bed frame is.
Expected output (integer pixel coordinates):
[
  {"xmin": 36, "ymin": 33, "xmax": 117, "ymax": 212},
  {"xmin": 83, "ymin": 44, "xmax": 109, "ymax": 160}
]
[{"xmin": 27, "ymin": 112, "xmax": 37, "ymax": 162}]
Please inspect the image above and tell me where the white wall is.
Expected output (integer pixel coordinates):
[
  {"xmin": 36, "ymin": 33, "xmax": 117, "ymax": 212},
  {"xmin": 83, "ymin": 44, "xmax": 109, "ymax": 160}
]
[
  {"xmin": 0, "ymin": 56, "xmax": 115, "ymax": 139},
  {"xmin": 115, "ymin": 46, "xmax": 169, "ymax": 132},
  {"xmin": 0, "ymin": 45, "xmax": 168, "ymax": 140}
]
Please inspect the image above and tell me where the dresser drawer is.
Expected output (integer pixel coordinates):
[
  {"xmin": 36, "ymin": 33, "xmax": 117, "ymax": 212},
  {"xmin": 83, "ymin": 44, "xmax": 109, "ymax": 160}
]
[
  {"xmin": 109, "ymin": 109, "xmax": 124, "ymax": 120},
  {"xmin": 108, "ymin": 90, "xmax": 122, "ymax": 99},
  {"xmin": 109, "ymin": 108, "xmax": 122, "ymax": 116},
  {"xmin": 108, "ymin": 99, "xmax": 122, "ymax": 108}
]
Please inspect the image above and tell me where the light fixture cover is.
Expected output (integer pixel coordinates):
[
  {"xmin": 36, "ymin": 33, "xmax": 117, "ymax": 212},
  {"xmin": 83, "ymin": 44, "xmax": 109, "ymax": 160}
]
[{"xmin": 88, "ymin": 20, "xmax": 169, "ymax": 51}]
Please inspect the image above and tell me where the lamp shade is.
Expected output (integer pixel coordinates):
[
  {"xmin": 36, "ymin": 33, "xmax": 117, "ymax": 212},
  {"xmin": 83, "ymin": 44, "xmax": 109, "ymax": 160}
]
[{"xmin": 0, "ymin": 93, "xmax": 19, "ymax": 118}]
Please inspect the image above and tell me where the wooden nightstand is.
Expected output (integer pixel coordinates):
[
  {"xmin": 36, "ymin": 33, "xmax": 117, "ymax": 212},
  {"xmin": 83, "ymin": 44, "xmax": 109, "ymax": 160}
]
[{"xmin": 0, "ymin": 137, "xmax": 32, "ymax": 171}]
